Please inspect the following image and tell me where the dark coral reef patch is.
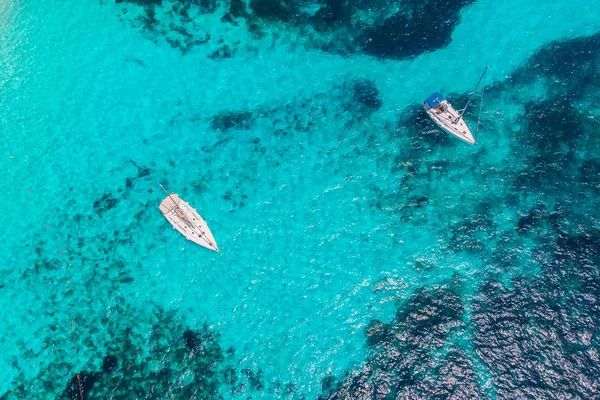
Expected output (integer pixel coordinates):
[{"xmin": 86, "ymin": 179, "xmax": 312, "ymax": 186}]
[
  {"xmin": 360, "ymin": 0, "xmax": 477, "ymax": 59},
  {"xmin": 4, "ymin": 305, "xmax": 277, "ymax": 399},
  {"xmin": 115, "ymin": 0, "xmax": 214, "ymax": 55},
  {"xmin": 320, "ymin": 231, "xmax": 600, "ymax": 399},
  {"xmin": 320, "ymin": 31, "xmax": 600, "ymax": 400},
  {"xmin": 471, "ymin": 232, "xmax": 600, "ymax": 399},
  {"xmin": 210, "ymin": 110, "xmax": 253, "ymax": 131},
  {"xmin": 351, "ymin": 79, "xmax": 382, "ymax": 114},
  {"xmin": 320, "ymin": 286, "xmax": 480, "ymax": 399},
  {"xmin": 113, "ymin": 0, "xmax": 479, "ymax": 59},
  {"xmin": 64, "ymin": 372, "xmax": 101, "ymax": 400}
]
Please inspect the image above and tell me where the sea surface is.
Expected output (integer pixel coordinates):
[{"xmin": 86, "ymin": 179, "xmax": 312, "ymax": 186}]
[{"xmin": 0, "ymin": 0, "xmax": 599, "ymax": 399}]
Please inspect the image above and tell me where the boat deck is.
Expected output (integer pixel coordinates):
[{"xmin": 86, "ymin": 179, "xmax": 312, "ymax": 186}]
[
  {"xmin": 160, "ymin": 194, "xmax": 219, "ymax": 251},
  {"xmin": 424, "ymin": 100, "xmax": 476, "ymax": 145}
]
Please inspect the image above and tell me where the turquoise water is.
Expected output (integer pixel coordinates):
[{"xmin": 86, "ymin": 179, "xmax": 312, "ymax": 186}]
[{"xmin": 1, "ymin": 0, "xmax": 599, "ymax": 398}]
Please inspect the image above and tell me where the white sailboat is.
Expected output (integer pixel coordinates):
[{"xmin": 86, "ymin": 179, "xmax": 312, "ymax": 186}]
[
  {"xmin": 423, "ymin": 65, "xmax": 488, "ymax": 145},
  {"xmin": 159, "ymin": 185, "xmax": 219, "ymax": 252}
]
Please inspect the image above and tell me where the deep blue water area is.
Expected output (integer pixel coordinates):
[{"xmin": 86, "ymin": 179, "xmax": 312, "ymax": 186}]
[{"xmin": 0, "ymin": 0, "xmax": 599, "ymax": 399}]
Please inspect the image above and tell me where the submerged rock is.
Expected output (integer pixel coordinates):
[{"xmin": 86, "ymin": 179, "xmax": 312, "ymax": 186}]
[
  {"xmin": 360, "ymin": 0, "xmax": 476, "ymax": 59},
  {"xmin": 321, "ymin": 375, "xmax": 336, "ymax": 394},
  {"xmin": 313, "ymin": 0, "xmax": 351, "ymax": 27},
  {"xmin": 183, "ymin": 329, "xmax": 201, "ymax": 351},
  {"xmin": 364, "ymin": 319, "xmax": 388, "ymax": 347},
  {"xmin": 230, "ymin": 0, "xmax": 248, "ymax": 17},
  {"xmin": 115, "ymin": 0, "xmax": 161, "ymax": 4},
  {"xmin": 525, "ymin": 32, "xmax": 600, "ymax": 95},
  {"xmin": 102, "ymin": 355, "xmax": 118, "ymax": 373},
  {"xmin": 249, "ymin": 0, "xmax": 293, "ymax": 21},
  {"xmin": 220, "ymin": 12, "xmax": 236, "ymax": 24},
  {"xmin": 137, "ymin": 167, "xmax": 151, "ymax": 178},
  {"xmin": 210, "ymin": 111, "xmax": 253, "ymax": 131},
  {"xmin": 242, "ymin": 368, "xmax": 264, "ymax": 390},
  {"xmin": 321, "ymin": 287, "xmax": 467, "ymax": 399},
  {"xmin": 516, "ymin": 203, "xmax": 547, "ymax": 234},
  {"xmin": 406, "ymin": 195, "xmax": 428, "ymax": 208},
  {"xmin": 196, "ymin": 0, "xmax": 218, "ymax": 13},
  {"xmin": 472, "ymin": 264, "xmax": 600, "ymax": 399},
  {"xmin": 352, "ymin": 79, "xmax": 382, "ymax": 113},
  {"xmin": 208, "ymin": 45, "xmax": 236, "ymax": 60},
  {"xmin": 64, "ymin": 372, "xmax": 101, "ymax": 400},
  {"xmin": 93, "ymin": 193, "xmax": 119, "ymax": 215}
]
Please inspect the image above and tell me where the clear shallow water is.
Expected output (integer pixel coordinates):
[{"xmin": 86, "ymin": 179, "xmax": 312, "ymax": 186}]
[{"xmin": 0, "ymin": 0, "xmax": 599, "ymax": 398}]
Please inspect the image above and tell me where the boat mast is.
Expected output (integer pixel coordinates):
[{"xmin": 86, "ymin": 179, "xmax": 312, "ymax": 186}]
[
  {"xmin": 454, "ymin": 65, "xmax": 488, "ymax": 123},
  {"xmin": 475, "ymin": 79, "xmax": 487, "ymax": 141}
]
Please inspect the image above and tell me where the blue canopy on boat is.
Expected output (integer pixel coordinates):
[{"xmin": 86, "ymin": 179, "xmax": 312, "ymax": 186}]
[{"xmin": 425, "ymin": 92, "xmax": 445, "ymax": 108}]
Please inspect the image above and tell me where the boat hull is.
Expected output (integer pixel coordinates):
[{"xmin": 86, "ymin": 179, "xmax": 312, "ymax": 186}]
[
  {"xmin": 160, "ymin": 194, "xmax": 219, "ymax": 251},
  {"xmin": 423, "ymin": 100, "xmax": 476, "ymax": 145}
]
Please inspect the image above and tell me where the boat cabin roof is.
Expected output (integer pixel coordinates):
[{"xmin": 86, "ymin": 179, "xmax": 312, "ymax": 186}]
[{"xmin": 425, "ymin": 92, "xmax": 445, "ymax": 108}]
